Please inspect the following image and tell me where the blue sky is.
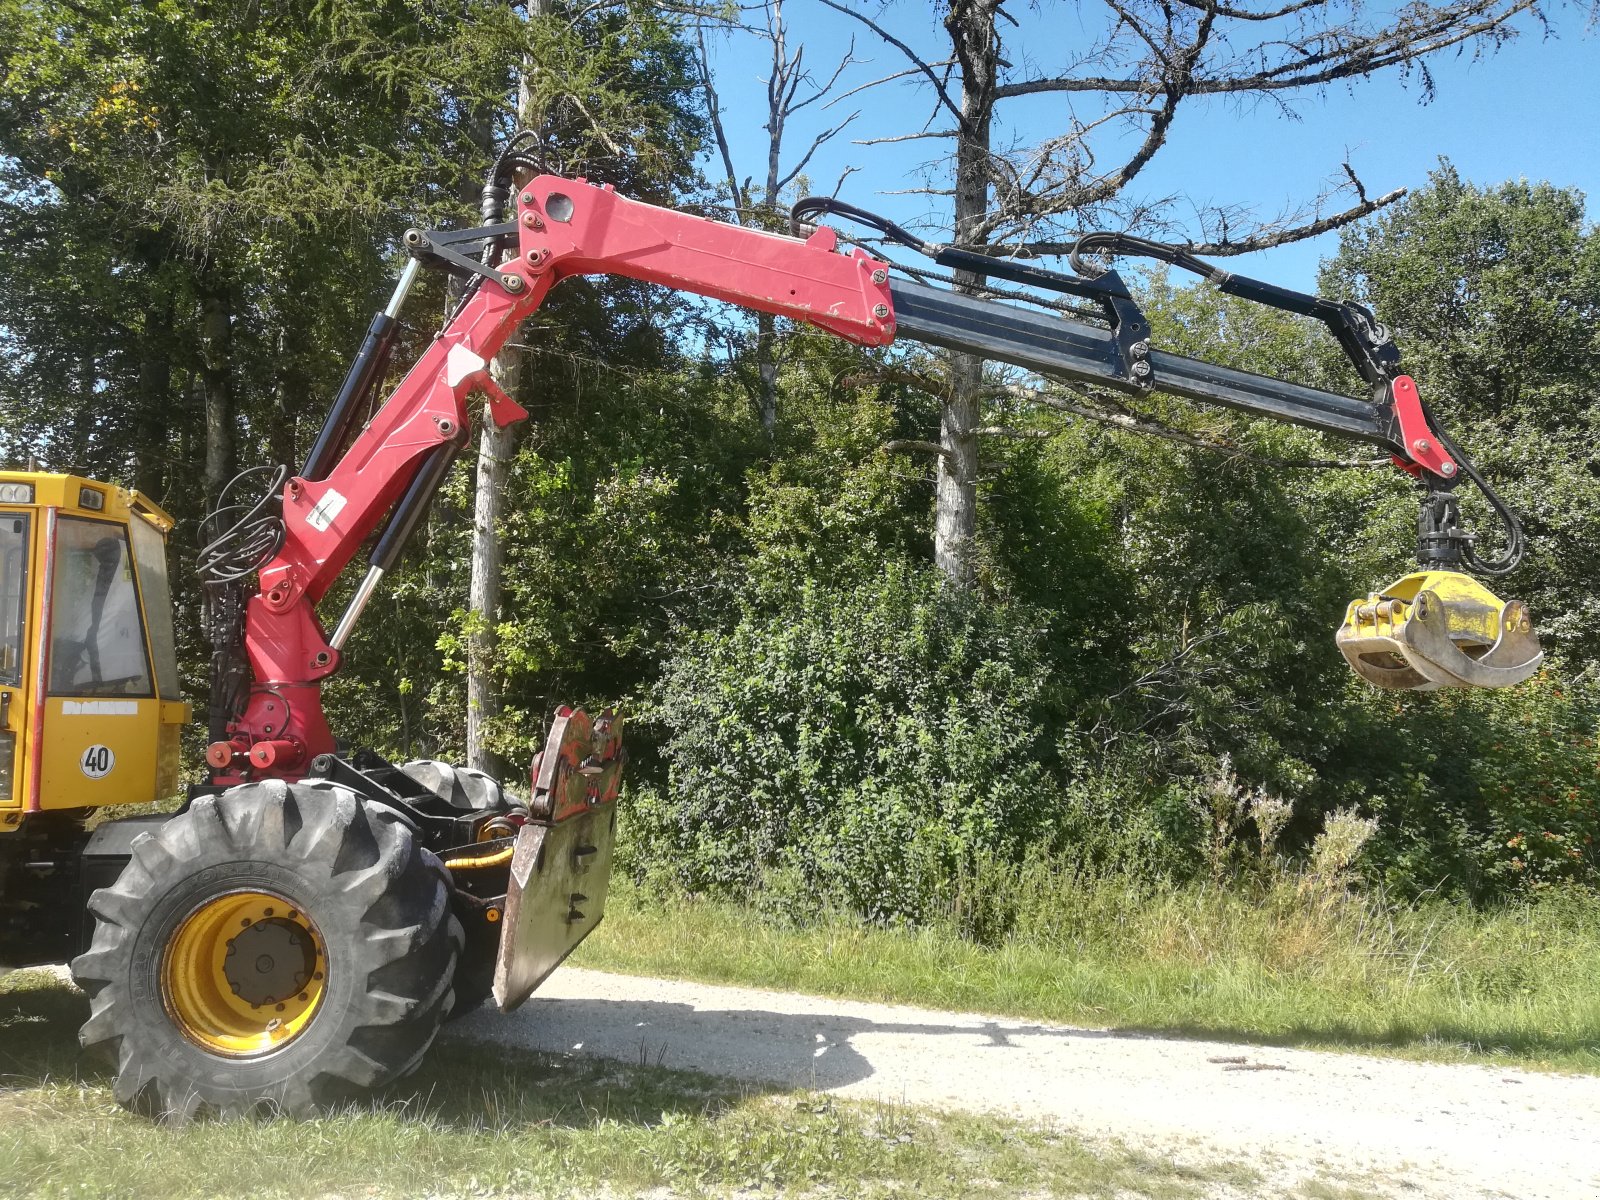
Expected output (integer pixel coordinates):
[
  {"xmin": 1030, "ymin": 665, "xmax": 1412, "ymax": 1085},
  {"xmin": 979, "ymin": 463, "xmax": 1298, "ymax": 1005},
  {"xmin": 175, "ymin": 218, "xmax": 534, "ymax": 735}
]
[{"xmin": 701, "ymin": 3, "xmax": 1599, "ymax": 291}]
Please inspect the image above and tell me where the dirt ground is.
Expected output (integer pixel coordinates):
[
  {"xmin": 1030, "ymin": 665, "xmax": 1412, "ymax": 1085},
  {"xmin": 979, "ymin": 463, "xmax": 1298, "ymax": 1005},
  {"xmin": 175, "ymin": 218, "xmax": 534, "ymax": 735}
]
[{"xmin": 454, "ymin": 966, "xmax": 1600, "ymax": 1200}]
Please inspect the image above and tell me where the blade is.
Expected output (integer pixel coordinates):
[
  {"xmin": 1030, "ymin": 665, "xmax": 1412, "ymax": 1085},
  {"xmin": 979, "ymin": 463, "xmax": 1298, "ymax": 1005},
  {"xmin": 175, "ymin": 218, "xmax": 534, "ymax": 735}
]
[
  {"xmin": 491, "ymin": 802, "xmax": 617, "ymax": 1012},
  {"xmin": 491, "ymin": 704, "xmax": 625, "ymax": 1011}
]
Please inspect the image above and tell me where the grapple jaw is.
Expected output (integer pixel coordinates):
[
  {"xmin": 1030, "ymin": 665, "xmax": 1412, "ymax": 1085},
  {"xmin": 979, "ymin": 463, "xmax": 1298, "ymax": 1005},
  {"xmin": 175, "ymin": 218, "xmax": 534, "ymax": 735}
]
[{"xmin": 1336, "ymin": 571, "xmax": 1542, "ymax": 691}]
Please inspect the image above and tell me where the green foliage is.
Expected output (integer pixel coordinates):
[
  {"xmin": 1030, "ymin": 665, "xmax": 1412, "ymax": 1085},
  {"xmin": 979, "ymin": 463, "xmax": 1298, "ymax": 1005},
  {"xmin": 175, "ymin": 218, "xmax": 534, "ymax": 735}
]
[
  {"xmin": 627, "ymin": 562, "xmax": 1067, "ymax": 924},
  {"xmin": 1469, "ymin": 672, "xmax": 1600, "ymax": 888},
  {"xmin": 1320, "ymin": 162, "xmax": 1600, "ymax": 659},
  {"xmin": 1334, "ymin": 669, "xmax": 1600, "ymax": 897},
  {"xmin": 2, "ymin": 0, "xmax": 1595, "ymax": 921}
]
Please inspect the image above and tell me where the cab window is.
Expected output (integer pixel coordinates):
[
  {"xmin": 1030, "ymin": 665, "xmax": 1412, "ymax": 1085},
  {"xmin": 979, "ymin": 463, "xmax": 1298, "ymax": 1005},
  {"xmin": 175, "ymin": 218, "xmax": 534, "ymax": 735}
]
[
  {"xmin": 1, "ymin": 513, "xmax": 26, "ymax": 686},
  {"xmin": 49, "ymin": 517, "xmax": 153, "ymax": 697},
  {"xmin": 127, "ymin": 516, "xmax": 180, "ymax": 699}
]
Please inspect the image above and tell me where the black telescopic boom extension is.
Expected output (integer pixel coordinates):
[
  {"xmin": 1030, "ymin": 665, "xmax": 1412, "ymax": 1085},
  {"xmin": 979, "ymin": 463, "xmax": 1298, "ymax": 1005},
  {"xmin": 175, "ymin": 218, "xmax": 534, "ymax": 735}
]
[
  {"xmin": 889, "ymin": 279, "xmax": 1401, "ymax": 451},
  {"xmin": 790, "ymin": 193, "xmax": 1422, "ymax": 462}
]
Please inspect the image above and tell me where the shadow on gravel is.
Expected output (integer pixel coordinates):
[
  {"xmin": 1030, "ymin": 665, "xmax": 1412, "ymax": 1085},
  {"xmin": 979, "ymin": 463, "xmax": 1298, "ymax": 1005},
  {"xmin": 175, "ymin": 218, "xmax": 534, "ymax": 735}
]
[
  {"xmin": 455, "ymin": 993, "xmax": 1140, "ymax": 1092},
  {"xmin": 0, "ymin": 970, "xmax": 775, "ymax": 1130},
  {"xmin": 463, "ymin": 989, "xmax": 1600, "ymax": 1081}
]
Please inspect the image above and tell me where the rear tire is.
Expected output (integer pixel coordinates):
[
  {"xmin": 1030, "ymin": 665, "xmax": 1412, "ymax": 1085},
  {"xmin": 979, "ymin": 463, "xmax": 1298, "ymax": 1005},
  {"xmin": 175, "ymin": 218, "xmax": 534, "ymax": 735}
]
[
  {"xmin": 71, "ymin": 780, "xmax": 461, "ymax": 1122},
  {"xmin": 398, "ymin": 759, "xmax": 520, "ymax": 1019}
]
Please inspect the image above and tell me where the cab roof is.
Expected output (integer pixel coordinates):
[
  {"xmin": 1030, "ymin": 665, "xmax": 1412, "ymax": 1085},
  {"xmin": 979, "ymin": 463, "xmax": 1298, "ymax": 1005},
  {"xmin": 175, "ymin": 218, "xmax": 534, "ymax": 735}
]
[{"xmin": 0, "ymin": 470, "xmax": 175, "ymax": 533}]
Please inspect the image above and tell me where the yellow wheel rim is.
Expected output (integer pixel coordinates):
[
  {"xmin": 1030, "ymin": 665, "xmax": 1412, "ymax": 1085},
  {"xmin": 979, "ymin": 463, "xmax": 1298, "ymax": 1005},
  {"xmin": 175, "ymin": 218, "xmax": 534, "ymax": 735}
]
[{"xmin": 161, "ymin": 890, "xmax": 327, "ymax": 1058}]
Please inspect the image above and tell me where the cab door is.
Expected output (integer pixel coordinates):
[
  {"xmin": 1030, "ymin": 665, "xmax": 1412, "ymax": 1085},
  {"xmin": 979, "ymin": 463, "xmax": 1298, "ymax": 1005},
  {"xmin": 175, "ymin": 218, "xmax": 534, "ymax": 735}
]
[
  {"xmin": 38, "ymin": 515, "xmax": 163, "ymax": 809},
  {"xmin": 0, "ymin": 510, "xmax": 33, "ymax": 822}
]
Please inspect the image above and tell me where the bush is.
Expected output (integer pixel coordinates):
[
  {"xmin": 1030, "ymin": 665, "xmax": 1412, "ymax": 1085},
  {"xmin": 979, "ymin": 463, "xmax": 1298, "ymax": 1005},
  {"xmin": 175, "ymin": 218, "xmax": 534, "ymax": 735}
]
[
  {"xmin": 623, "ymin": 562, "xmax": 1068, "ymax": 923},
  {"xmin": 1337, "ymin": 667, "xmax": 1600, "ymax": 898}
]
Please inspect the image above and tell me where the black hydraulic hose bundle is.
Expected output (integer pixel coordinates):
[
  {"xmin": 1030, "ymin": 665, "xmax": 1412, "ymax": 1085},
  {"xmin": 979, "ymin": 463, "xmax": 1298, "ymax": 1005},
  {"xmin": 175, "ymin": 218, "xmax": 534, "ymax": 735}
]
[
  {"xmin": 197, "ymin": 463, "xmax": 288, "ymax": 743},
  {"xmin": 197, "ymin": 464, "xmax": 287, "ymax": 586}
]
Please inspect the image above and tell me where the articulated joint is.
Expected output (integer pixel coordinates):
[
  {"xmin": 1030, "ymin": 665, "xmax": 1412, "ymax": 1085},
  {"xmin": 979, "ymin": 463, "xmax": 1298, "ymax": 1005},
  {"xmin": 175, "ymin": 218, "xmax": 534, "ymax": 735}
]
[{"xmin": 401, "ymin": 223, "xmax": 523, "ymax": 291}]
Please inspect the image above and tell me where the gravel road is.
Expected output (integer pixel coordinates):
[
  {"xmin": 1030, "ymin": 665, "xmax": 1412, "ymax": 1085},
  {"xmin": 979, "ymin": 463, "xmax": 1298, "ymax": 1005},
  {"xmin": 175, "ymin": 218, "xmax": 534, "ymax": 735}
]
[{"xmin": 453, "ymin": 967, "xmax": 1600, "ymax": 1199}]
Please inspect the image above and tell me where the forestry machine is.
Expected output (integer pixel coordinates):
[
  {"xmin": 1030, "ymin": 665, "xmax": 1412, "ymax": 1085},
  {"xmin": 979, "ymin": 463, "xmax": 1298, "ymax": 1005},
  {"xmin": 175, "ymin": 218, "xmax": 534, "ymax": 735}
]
[{"xmin": 0, "ymin": 134, "xmax": 1540, "ymax": 1120}]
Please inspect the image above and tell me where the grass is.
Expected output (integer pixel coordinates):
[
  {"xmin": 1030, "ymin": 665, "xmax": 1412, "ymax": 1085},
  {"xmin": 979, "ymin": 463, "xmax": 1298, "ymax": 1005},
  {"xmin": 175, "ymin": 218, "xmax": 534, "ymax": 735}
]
[
  {"xmin": 573, "ymin": 872, "xmax": 1600, "ymax": 1074},
  {"xmin": 0, "ymin": 968, "xmax": 1261, "ymax": 1200}
]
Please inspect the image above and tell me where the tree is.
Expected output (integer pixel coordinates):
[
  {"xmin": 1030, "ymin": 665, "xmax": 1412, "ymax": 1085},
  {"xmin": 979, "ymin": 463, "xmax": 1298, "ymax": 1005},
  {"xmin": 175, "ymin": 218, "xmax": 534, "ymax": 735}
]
[
  {"xmin": 1319, "ymin": 163, "xmax": 1600, "ymax": 660},
  {"xmin": 694, "ymin": 0, "xmax": 859, "ymax": 435},
  {"xmin": 0, "ymin": 0, "xmax": 521, "ymax": 502},
  {"xmin": 816, "ymin": 0, "xmax": 1552, "ymax": 587},
  {"xmin": 458, "ymin": 0, "xmax": 708, "ymax": 774}
]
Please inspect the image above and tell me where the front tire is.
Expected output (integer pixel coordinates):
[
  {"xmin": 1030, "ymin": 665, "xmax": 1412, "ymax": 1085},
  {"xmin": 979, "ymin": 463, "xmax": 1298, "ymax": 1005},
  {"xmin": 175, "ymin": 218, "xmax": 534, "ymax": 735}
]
[{"xmin": 71, "ymin": 780, "xmax": 461, "ymax": 1122}]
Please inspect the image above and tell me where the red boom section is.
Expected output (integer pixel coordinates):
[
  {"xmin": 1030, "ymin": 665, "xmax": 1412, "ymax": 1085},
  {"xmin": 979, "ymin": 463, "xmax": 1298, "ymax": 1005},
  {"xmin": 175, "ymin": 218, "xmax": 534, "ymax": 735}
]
[{"xmin": 221, "ymin": 179, "xmax": 896, "ymax": 779}]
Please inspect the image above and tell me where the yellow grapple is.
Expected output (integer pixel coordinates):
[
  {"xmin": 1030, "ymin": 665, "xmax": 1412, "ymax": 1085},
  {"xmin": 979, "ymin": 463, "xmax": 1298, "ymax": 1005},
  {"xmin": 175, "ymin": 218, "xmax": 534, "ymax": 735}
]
[{"xmin": 1336, "ymin": 570, "xmax": 1542, "ymax": 691}]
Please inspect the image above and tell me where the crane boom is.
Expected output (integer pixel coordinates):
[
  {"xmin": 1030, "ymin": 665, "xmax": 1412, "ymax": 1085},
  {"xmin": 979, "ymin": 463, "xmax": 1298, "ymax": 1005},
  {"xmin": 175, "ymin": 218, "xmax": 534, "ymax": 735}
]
[
  {"xmin": 200, "ymin": 171, "xmax": 1540, "ymax": 785},
  {"xmin": 38, "ymin": 154, "xmax": 1547, "ymax": 1123}
]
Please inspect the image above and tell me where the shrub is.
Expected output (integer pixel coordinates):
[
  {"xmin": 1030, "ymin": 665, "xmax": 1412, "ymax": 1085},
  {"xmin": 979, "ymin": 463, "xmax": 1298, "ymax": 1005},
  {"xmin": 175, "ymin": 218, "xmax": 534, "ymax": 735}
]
[
  {"xmin": 623, "ymin": 562, "xmax": 1068, "ymax": 923},
  {"xmin": 1350, "ymin": 667, "xmax": 1600, "ymax": 898}
]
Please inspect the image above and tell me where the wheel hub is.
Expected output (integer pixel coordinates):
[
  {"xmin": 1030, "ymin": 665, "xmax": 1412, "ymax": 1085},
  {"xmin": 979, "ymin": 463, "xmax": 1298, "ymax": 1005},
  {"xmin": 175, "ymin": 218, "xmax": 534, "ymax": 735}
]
[
  {"xmin": 225, "ymin": 912, "xmax": 315, "ymax": 1008},
  {"xmin": 161, "ymin": 890, "xmax": 327, "ymax": 1058}
]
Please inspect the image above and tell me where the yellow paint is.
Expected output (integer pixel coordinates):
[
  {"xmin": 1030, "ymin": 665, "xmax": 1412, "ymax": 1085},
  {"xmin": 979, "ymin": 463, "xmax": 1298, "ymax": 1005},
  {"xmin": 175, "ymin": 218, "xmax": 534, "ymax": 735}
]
[
  {"xmin": 38, "ymin": 698, "xmax": 164, "ymax": 810},
  {"xmin": 161, "ymin": 890, "xmax": 327, "ymax": 1057},
  {"xmin": 0, "ymin": 470, "xmax": 190, "ymax": 832},
  {"xmin": 1341, "ymin": 570, "xmax": 1504, "ymax": 645},
  {"xmin": 0, "ymin": 470, "xmax": 172, "ymax": 533}
]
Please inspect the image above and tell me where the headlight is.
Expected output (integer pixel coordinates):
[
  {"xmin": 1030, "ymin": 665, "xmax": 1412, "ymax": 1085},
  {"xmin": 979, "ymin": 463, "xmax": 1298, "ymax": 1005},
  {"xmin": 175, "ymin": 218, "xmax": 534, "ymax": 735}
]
[{"xmin": 0, "ymin": 482, "xmax": 35, "ymax": 503}]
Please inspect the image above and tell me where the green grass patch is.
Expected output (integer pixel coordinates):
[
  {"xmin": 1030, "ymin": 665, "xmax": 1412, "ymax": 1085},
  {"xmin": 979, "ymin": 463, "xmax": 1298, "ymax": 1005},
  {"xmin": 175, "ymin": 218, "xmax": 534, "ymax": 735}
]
[
  {"xmin": 575, "ymin": 874, "xmax": 1600, "ymax": 1073},
  {"xmin": 0, "ymin": 968, "xmax": 1253, "ymax": 1200}
]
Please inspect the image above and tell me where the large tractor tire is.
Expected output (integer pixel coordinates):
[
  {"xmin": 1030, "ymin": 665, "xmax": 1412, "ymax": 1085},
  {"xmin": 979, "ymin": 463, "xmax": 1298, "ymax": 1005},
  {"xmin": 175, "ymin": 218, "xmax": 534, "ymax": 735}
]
[
  {"xmin": 397, "ymin": 759, "xmax": 521, "ymax": 1020},
  {"xmin": 71, "ymin": 780, "xmax": 461, "ymax": 1122},
  {"xmin": 397, "ymin": 759, "xmax": 513, "ymax": 813}
]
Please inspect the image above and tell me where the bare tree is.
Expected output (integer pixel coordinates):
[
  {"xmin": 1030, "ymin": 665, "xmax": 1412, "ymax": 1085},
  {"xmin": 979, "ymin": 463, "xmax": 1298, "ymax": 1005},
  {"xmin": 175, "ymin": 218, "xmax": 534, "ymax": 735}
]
[
  {"xmin": 695, "ymin": 0, "xmax": 859, "ymax": 434},
  {"xmin": 815, "ymin": 0, "xmax": 1546, "ymax": 588}
]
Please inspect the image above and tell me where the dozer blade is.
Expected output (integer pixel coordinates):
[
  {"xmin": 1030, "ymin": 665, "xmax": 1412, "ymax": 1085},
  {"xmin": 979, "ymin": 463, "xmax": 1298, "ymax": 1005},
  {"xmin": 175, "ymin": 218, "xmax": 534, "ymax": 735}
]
[
  {"xmin": 1336, "ymin": 570, "xmax": 1543, "ymax": 691},
  {"xmin": 493, "ymin": 707, "xmax": 625, "ymax": 1012}
]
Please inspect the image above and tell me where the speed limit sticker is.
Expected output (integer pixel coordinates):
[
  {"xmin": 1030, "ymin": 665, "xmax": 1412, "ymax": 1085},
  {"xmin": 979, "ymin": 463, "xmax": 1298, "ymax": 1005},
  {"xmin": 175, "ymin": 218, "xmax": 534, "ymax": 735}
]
[{"xmin": 80, "ymin": 744, "xmax": 115, "ymax": 779}]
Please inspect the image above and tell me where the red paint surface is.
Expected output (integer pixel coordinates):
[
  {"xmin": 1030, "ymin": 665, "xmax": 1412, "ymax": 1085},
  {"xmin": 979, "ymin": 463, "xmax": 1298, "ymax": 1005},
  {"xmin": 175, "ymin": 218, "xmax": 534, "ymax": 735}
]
[{"xmin": 228, "ymin": 181, "xmax": 895, "ymax": 780}]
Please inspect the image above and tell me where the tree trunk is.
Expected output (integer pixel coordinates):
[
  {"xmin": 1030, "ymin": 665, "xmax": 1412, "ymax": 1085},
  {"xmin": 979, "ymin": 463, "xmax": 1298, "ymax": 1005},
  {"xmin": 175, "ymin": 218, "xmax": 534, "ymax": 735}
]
[
  {"xmin": 755, "ymin": 6, "xmax": 786, "ymax": 436},
  {"xmin": 466, "ymin": 379, "xmax": 519, "ymax": 775},
  {"xmin": 466, "ymin": 14, "xmax": 545, "ymax": 775},
  {"xmin": 936, "ymin": 1, "xmax": 998, "ymax": 588},
  {"xmin": 755, "ymin": 311, "xmax": 779, "ymax": 435},
  {"xmin": 133, "ymin": 291, "xmax": 173, "ymax": 500},
  {"xmin": 199, "ymin": 283, "xmax": 235, "ymax": 501}
]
